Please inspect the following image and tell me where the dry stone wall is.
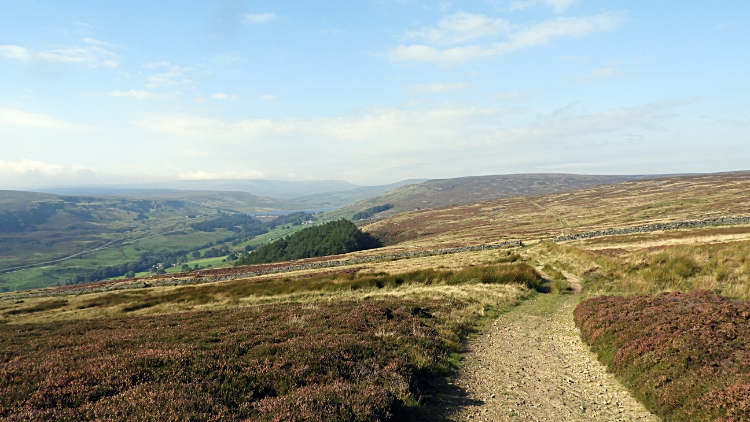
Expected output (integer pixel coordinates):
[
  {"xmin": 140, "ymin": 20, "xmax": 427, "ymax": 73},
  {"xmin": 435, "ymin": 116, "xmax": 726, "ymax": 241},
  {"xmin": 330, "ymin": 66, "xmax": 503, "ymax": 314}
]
[
  {"xmin": 1, "ymin": 240, "xmax": 522, "ymax": 301},
  {"xmin": 553, "ymin": 215, "xmax": 750, "ymax": 243}
]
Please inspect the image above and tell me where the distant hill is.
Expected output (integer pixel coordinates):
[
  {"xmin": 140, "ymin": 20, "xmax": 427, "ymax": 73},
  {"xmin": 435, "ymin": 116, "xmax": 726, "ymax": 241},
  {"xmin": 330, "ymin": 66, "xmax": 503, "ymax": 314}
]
[
  {"xmin": 363, "ymin": 171, "xmax": 750, "ymax": 247},
  {"xmin": 172, "ymin": 179, "xmax": 360, "ymax": 200},
  {"xmin": 324, "ymin": 173, "xmax": 667, "ymax": 221},
  {"xmin": 0, "ymin": 189, "xmax": 308, "ymax": 290},
  {"xmin": 290, "ymin": 179, "xmax": 428, "ymax": 208},
  {"xmin": 42, "ymin": 179, "xmax": 430, "ymax": 208}
]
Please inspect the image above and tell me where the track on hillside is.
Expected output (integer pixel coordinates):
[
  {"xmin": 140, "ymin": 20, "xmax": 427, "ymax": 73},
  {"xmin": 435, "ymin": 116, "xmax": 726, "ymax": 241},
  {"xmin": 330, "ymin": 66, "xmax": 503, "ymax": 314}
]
[{"xmin": 445, "ymin": 273, "xmax": 660, "ymax": 421}]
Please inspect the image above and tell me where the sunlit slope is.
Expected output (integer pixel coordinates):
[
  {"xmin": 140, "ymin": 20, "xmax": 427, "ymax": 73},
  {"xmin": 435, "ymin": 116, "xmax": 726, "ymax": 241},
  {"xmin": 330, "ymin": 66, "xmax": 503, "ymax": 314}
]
[
  {"xmin": 363, "ymin": 171, "xmax": 750, "ymax": 249},
  {"xmin": 324, "ymin": 173, "xmax": 656, "ymax": 221}
]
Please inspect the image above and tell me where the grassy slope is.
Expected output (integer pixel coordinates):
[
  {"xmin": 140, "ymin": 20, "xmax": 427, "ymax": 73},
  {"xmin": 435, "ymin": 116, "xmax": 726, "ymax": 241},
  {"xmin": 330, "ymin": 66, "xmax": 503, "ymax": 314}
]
[{"xmin": 0, "ymin": 190, "xmax": 307, "ymax": 291}]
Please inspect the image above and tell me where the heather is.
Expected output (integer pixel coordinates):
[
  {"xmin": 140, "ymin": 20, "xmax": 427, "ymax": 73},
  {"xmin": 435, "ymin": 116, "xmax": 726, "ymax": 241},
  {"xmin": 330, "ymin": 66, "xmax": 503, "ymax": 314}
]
[
  {"xmin": 574, "ymin": 290, "xmax": 750, "ymax": 422},
  {"xmin": 0, "ymin": 262, "xmax": 541, "ymax": 421}
]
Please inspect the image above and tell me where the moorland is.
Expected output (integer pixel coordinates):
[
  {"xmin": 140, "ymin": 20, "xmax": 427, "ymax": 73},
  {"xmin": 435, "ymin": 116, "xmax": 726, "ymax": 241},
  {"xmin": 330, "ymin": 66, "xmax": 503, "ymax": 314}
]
[{"xmin": 2, "ymin": 171, "xmax": 750, "ymax": 421}]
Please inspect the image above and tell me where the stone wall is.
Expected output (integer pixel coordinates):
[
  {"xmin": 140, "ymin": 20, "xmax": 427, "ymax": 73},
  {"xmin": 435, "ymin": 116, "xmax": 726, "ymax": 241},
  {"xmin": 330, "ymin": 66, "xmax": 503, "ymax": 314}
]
[
  {"xmin": 553, "ymin": 215, "xmax": 750, "ymax": 243},
  {"xmin": 1, "ymin": 240, "xmax": 522, "ymax": 301}
]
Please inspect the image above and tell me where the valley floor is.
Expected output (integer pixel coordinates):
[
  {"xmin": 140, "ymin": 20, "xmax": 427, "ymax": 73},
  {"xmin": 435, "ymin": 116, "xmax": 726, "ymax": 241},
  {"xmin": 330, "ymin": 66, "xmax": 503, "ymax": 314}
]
[{"xmin": 446, "ymin": 292, "xmax": 660, "ymax": 422}]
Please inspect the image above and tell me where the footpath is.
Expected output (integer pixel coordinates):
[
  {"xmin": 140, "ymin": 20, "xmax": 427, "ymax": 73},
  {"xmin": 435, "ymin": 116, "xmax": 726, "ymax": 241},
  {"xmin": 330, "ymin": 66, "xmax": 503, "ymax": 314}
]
[{"xmin": 446, "ymin": 275, "xmax": 660, "ymax": 421}]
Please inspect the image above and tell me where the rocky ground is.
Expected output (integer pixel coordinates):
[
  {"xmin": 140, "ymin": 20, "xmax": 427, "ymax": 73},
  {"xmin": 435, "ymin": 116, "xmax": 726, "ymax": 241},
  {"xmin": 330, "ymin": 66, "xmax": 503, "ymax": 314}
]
[{"xmin": 445, "ymin": 291, "xmax": 660, "ymax": 421}]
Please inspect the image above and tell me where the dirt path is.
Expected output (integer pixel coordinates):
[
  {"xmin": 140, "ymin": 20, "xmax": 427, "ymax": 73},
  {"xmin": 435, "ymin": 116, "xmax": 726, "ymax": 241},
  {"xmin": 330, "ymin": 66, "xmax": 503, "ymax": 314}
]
[{"xmin": 445, "ymin": 292, "xmax": 660, "ymax": 421}]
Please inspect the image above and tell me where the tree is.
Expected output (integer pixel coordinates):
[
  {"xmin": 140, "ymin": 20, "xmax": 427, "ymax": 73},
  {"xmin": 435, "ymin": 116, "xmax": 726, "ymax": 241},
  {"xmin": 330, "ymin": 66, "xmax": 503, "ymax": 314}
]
[
  {"xmin": 235, "ymin": 219, "xmax": 381, "ymax": 266},
  {"xmin": 191, "ymin": 251, "xmax": 201, "ymax": 259}
]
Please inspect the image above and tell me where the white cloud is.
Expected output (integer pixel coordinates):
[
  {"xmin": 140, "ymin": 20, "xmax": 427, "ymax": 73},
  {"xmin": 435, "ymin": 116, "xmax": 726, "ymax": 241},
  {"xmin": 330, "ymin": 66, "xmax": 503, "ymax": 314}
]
[
  {"xmin": 405, "ymin": 12, "xmax": 509, "ymax": 45},
  {"xmin": 0, "ymin": 159, "xmax": 65, "ymax": 175},
  {"xmin": 144, "ymin": 64, "xmax": 194, "ymax": 88},
  {"xmin": 390, "ymin": 13, "xmax": 620, "ymax": 65},
  {"xmin": 135, "ymin": 103, "xmax": 509, "ymax": 146},
  {"xmin": 242, "ymin": 13, "xmax": 277, "ymax": 23},
  {"xmin": 258, "ymin": 94, "xmax": 277, "ymax": 101},
  {"xmin": 212, "ymin": 93, "xmax": 239, "ymax": 100},
  {"xmin": 103, "ymin": 90, "xmax": 174, "ymax": 100},
  {"xmin": 0, "ymin": 159, "xmax": 103, "ymax": 189},
  {"xmin": 178, "ymin": 170, "xmax": 264, "ymax": 180},
  {"xmin": 0, "ymin": 45, "xmax": 30, "ymax": 60},
  {"xmin": 510, "ymin": 0, "xmax": 578, "ymax": 13},
  {"xmin": 0, "ymin": 108, "xmax": 91, "ymax": 130},
  {"xmin": 0, "ymin": 43, "xmax": 119, "ymax": 67},
  {"xmin": 407, "ymin": 82, "xmax": 472, "ymax": 94},
  {"xmin": 567, "ymin": 67, "xmax": 626, "ymax": 83}
]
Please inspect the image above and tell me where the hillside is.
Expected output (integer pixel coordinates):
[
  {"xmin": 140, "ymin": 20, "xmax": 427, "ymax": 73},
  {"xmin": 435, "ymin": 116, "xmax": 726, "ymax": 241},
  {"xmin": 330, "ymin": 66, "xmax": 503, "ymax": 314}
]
[
  {"xmin": 323, "ymin": 173, "xmax": 662, "ymax": 221},
  {"xmin": 0, "ymin": 190, "xmax": 307, "ymax": 291},
  {"xmin": 3, "ymin": 171, "xmax": 750, "ymax": 420},
  {"xmin": 289, "ymin": 179, "xmax": 428, "ymax": 208},
  {"xmin": 363, "ymin": 171, "xmax": 750, "ymax": 249}
]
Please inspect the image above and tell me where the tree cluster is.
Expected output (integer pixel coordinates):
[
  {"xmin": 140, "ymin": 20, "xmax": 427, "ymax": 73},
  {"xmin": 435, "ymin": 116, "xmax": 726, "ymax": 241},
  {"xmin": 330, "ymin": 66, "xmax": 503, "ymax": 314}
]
[{"xmin": 235, "ymin": 219, "xmax": 381, "ymax": 266}]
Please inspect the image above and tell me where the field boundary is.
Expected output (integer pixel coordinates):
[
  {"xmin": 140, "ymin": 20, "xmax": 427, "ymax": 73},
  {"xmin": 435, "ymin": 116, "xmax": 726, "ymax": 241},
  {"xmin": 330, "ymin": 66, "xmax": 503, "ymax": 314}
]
[
  {"xmin": 553, "ymin": 215, "xmax": 750, "ymax": 243},
  {"xmin": 0, "ymin": 240, "xmax": 522, "ymax": 301}
]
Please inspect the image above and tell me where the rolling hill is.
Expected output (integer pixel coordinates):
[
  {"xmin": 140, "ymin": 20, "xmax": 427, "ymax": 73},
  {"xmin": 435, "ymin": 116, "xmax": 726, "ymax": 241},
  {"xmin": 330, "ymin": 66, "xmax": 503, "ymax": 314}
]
[
  {"xmin": 323, "ymin": 173, "xmax": 666, "ymax": 221},
  {"xmin": 0, "ymin": 189, "xmax": 308, "ymax": 291}
]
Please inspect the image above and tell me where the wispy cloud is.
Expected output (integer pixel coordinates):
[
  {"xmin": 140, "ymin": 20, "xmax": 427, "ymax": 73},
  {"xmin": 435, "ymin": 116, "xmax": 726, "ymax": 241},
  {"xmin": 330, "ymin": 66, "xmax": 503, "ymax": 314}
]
[
  {"xmin": 242, "ymin": 13, "xmax": 277, "ymax": 23},
  {"xmin": 142, "ymin": 62, "xmax": 194, "ymax": 89},
  {"xmin": 0, "ymin": 159, "xmax": 102, "ymax": 189},
  {"xmin": 0, "ymin": 41, "xmax": 119, "ymax": 67},
  {"xmin": 404, "ymin": 12, "xmax": 509, "ymax": 45},
  {"xmin": 390, "ymin": 13, "xmax": 621, "ymax": 65},
  {"xmin": 406, "ymin": 82, "xmax": 472, "ymax": 94},
  {"xmin": 510, "ymin": 0, "xmax": 578, "ymax": 14},
  {"xmin": 212, "ymin": 93, "xmax": 239, "ymax": 100},
  {"xmin": 0, "ymin": 108, "xmax": 92, "ymax": 130},
  {"xmin": 567, "ymin": 67, "xmax": 626, "ymax": 83},
  {"xmin": 258, "ymin": 94, "xmax": 277, "ymax": 101},
  {"xmin": 103, "ymin": 90, "xmax": 174, "ymax": 100}
]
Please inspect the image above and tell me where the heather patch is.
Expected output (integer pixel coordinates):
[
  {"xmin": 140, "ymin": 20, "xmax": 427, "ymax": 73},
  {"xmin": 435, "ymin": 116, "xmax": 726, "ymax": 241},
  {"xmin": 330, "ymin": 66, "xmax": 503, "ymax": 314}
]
[
  {"xmin": 0, "ymin": 263, "xmax": 541, "ymax": 420},
  {"xmin": 575, "ymin": 290, "xmax": 750, "ymax": 421}
]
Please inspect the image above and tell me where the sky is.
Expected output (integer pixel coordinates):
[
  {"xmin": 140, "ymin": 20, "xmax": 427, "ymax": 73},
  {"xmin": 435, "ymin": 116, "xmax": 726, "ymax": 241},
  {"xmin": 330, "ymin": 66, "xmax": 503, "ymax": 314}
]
[{"xmin": 0, "ymin": 0, "xmax": 748, "ymax": 189}]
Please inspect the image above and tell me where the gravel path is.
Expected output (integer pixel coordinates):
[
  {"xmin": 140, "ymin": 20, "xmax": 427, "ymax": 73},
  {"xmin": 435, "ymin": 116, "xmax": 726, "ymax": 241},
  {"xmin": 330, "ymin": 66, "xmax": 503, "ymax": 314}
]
[{"xmin": 446, "ymin": 292, "xmax": 660, "ymax": 421}]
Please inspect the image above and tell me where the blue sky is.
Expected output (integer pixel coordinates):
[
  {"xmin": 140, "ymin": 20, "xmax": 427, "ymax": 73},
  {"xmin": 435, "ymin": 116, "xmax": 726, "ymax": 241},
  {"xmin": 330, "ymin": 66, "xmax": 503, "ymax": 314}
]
[{"xmin": 0, "ymin": 0, "xmax": 748, "ymax": 188}]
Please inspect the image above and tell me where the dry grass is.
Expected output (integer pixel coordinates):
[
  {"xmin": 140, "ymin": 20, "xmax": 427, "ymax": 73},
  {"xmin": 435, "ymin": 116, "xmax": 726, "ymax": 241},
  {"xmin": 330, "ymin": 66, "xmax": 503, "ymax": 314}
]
[
  {"xmin": 0, "ymin": 252, "xmax": 532, "ymax": 325},
  {"xmin": 526, "ymin": 235, "xmax": 750, "ymax": 300}
]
